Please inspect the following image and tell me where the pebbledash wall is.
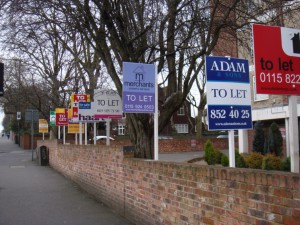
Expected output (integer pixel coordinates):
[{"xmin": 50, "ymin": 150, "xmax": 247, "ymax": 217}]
[{"xmin": 38, "ymin": 140, "xmax": 300, "ymax": 225}]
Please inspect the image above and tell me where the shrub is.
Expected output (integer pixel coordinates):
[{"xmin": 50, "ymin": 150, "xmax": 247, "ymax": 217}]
[
  {"xmin": 204, "ymin": 140, "xmax": 216, "ymax": 165},
  {"xmin": 245, "ymin": 152, "xmax": 263, "ymax": 169},
  {"xmin": 267, "ymin": 122, "xmax": 283, "ymax": 156},
  {"xmin": 253, "ymin": 121, "xmax": 265, "ymax": 154},
  {"xmin": 214, "ymin": 150, "xmax": 223, "ymax": 164},
  {"xmin": 280, "ymin": 157, "xmax": 291, "ymax": 172},
  {"xmin": 262, "ymin": 154, "xmax": 282, "ymax": 170},
  {"xmin": 235, "ymin": 150, "xmax": 247, "ymax": 168},
  {"xmin": 221, "ymin": 154, "xmax": 229, "ymax": 167},
  {"xmin": 240, "ymin": 153, "xmax": 249, "ymax": 168}
]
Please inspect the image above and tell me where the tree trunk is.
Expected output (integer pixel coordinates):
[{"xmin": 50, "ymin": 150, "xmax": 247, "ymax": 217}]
[
  {"xmin": 127, "ymin": 114, "xmax": 153, "ymax": 159},
  {"xmin": 196, "ymin": 109, "xmax": 203, "ymax": 140}
]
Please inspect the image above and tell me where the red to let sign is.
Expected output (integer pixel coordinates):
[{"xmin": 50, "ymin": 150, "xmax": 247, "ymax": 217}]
[
  {"xmin": 55, "ymin": 108, "xmax": 68, "ymax": 126},
  {"xmin": 253, "ymin": 24, "xmax": 300, "ymax": 95}
]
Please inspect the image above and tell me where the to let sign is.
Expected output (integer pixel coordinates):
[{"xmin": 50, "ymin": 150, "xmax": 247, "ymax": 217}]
[
  {"xmin": 93, "ymin": 89, "xmax": 122, "ymax": 119},
  {"xmin": 206, "ymin": 56, "xmax": 252, "ymax": 130},
  {"xmin": 70, "ymin": 93, "xmax": 90, "ymax": 122},
  {"xmin": 55, "ymin": 108, "xmax": 68, "ymax": 126},
  {"xmin": 122, "ymin": 62, "xmax": 156, "ymax": 113},
  {"xmin": 253, "ymin": 24, "xmax": 300, "ymax": 95},
  {"xmin": 39, "ymin": 119, "xmax": 48, "ymax": 133}
]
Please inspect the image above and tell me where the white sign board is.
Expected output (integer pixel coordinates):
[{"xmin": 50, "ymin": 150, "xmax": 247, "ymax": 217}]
[
  {"xmin": 206, "ymin": 56, "xmax": 252, "ymax": 130},
  {"xmin": 78, "ymin": 102, "xmax": 99, "ymax": 122},
  {"xmin": 93, "ymin": 89, "xmax": 122, "ymax": 119}
]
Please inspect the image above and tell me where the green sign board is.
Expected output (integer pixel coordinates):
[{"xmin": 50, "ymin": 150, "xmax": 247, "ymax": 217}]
[{"xmin": 50, "ymin": 111, "xmax": 56, "ymax": 126}]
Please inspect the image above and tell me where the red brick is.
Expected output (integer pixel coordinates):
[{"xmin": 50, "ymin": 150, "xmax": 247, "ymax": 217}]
[
  {"xmin": 283, "ymin": 216, "xmax": 300, "ymax": 225},
  {"xmin": 274, "ymin": 188, "xmax": 293, "ymax": 199},
  {"xmin": 202, "ymin": 216, "xmax": 214, "ymax": 225},
  {"xmin": 293, "ymin": 209, "xmax": 300, "ymax": 218}
]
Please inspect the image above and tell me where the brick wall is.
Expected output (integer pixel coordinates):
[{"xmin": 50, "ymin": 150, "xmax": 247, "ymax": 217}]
[
  {"xmin": 38, "ymin": 140, "xmax": 300, "ymax": 225},
  {"xmin": 158, "ymin": 138, "xmax": 234, "ymax": 153},
  {"xmin": 112, "ymin": 137, "xmax": 232, "ymax": 153}
]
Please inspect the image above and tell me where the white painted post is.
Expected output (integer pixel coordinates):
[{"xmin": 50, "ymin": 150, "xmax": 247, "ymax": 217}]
[
  {"xmin": 288, "ymin": 95, "xmax": 299, "ymax": 173},
  {"xmin": 285, "ymin": 118, "xmax": 290, "ymax": 158},
  {"xmin": 58, "ymin": 126, "xmax": 60, "ymax": 140},
  {"xmin": 106, "ymin": 118, "xmax": 111, "ymax": 146},
  {"xmin": 228, "ymin": 130, "xmax": 235, "ymax": 167},
  {"xmin": 93, "ymin": 122, "xmax": 96, "ymax": 145},
  {"xmin": 63, "ymin": 126, "xmax": 66, "ymax": 144},
  {"xmin": 79, "ymin": 122, "xmax": 82, "ymax": 145},
  {"xmin": 154, "ymin": 64, "xmax": 159, "ymax": 160},
  {"xmin": 238, "ymin": 130, "xmax": 248, "ymax": 154},
  {"xmin": 84, "ymin": 122, "xmax": 87, "ymax": 145}
]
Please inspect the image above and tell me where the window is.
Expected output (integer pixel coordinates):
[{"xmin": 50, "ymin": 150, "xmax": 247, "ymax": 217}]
[
  {"xmin": 175, "ymin": 124, "xmax": 188, "ymax": 133},
  {"xmin": 177, "ymin": 106, "xmax": 185, "ymax": 115},
  {"xmin": 253, "ymin": 76, "xmax": 268, "ymax": 101},
  {"xmin": 118, "ymin": 125, "xmax": 125, "ymax": 135}
]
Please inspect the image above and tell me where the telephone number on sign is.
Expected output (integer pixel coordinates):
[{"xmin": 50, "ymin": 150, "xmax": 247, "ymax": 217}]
[
  {"xmin": 210, "ymin": 109, "xmax": 250, "ymax": 119},
  {"xmin": 124, "ymin": 104, "xmax": 154, "ymax": 110},
  {"xmin": 134, "ymin": 104, "xmax": 154, "ymax": 110},
  {"xmin": 259, "ymin": 72, "xmax": 300, "ymax": 84}
]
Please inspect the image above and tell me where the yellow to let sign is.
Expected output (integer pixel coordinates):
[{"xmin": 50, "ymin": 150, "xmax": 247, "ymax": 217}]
[
  {"xmin": 39, "ymin": 119, "xmax": 49, "ymax": 133},
  {"xmin": 68, "ymin": 123, "xmax": 85, "ymax": 134}
]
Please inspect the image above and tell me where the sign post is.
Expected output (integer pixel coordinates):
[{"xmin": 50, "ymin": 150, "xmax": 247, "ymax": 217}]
[
  {"xmin": 39, "ymin": 119, "xmax": 48, "ymax": 140},
  {"xmin": 55, "ymin": 108, "xmax": 68, "ymax": 144},
  {"xmin": 206, "ymin": 56, "xmax": 252, "ymax": 167},
  {"xmin": 25, "ymin": 109, "xmax": 39, "ymax": 161},
  {"xmin": 93, "ymin": 89, "xmax": 122, "ymax": 146},
  {"xmin": 0, "ymin": 63, "xmax": 4, "ymax": 96},
  {"xmin": 253, "ymin": 24, "xmax": 300, "ymax": 172}
]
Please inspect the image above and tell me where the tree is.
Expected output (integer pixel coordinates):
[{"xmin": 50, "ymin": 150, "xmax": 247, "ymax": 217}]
[
  {"xmin": 267, "ymin": 122, "xmax": 283, "ymax": 156},
  {"xmin": 63, "ymin": 1, "xmax": 238, "ymax": 158},
  {"xmin": 0, "ymin": 0, "xmax": 108, "ymax": 136},
  {"xmin": 1, "ymin": 0, "xmax": 299, "ymax": 158},
  {"xmin": 253, "ymin": 121, "xmax": 265, "ymax": 154},
  {"xmin": 67, "ymin": 0, "xmax": 300, "ymax": 158}
]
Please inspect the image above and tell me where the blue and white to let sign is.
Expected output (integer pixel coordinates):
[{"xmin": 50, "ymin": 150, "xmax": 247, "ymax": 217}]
[
  {"xmin": 206, "ymin": 56, "xmax": 252, "ymax": 130},
  {"xmin": 79, "ymin": 102, "xmax": 91, "ymax": 109},
  {"xmin": 122, "ymin": 62, "xmax": 156, "ymax": 113}
]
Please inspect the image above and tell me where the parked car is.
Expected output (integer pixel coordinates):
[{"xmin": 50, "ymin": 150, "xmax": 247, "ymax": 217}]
[
  {"xmin": 89, "ymin": 136, "xmax": 115, "ymax": 141},
  {"xmin": 158, "ymin": 136, "xmax": 174, "ymax": 139}
]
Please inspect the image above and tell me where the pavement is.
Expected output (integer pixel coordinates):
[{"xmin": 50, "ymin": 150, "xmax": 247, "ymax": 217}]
[
  {"xmin": 159, "ymin": 151, "xmax": 205, "ymax": 162},
  {"xmin": 159, "ymin": 149, "xmax": 229, "ymax": 163},
  {"xmin": 0, "ymin": 137, "xmax": 133, "ymax": 225}
]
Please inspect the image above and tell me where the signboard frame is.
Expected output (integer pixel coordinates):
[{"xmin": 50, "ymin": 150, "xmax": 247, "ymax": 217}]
[
  {"xmin": 122, "ymin": 62, "xmax": 156, "ymax": 113},
  {"xmin": 93, "ymin": 89, "xmax": 122, "ymax": 119},
  {"xmin": 253, "ymin": 24, "xmax": 300, "ymax": 95},
  {"xmin": 55, "ymin": 108, "xmax": 68, "ymax": 126},
  {"xmin": 206, "ymin": 56, "xmax": 252, "ymax": 130}
]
